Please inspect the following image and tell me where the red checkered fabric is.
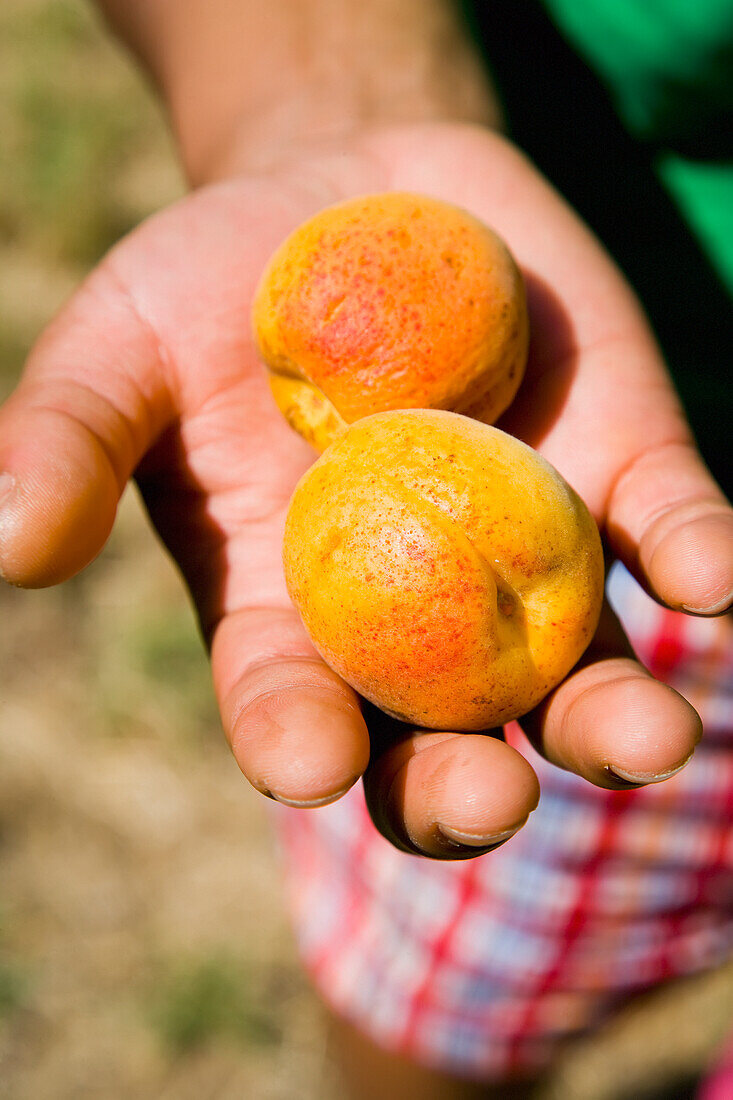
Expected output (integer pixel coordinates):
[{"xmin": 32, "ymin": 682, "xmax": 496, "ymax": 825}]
[
  {"xmin": 699, "ymin": 1037, "xmax": 733, "ymax": 1100},
  {"xmin": 275, "ymin": 565, "xmax": 733, "ymax": 1079}
]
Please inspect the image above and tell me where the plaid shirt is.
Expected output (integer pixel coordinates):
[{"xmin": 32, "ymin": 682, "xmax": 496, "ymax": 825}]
[{"xmin": 276, "ymin": 565, "xmax": 733, "ymax": 1078}]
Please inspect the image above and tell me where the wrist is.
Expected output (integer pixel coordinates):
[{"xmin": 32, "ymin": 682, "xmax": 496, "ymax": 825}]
[{"xmin": 97, "ymin": 0, "xmax": 501, "ymax": 187}]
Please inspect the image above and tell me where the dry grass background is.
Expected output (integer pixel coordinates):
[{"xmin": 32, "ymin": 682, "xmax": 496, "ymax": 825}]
[
  {"xmin": 0, "ymin": 3, "xmax": 730, "ymax": 1098},
  {"xmin": 0, "ymin": 3, "xmax": 339, "ymax": 1097}
]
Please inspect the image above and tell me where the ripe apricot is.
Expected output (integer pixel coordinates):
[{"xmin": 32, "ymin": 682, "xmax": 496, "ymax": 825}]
[
  {"xmin": 253, "ymin": 192, "xmax": 527, "ymax": 451},
  {"xmin": 284, "ymin": 410, "xmax": 604, "ymax": 731}
]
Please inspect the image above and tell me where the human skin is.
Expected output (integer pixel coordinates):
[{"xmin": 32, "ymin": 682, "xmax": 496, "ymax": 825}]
[
  {"xmin": 253, "ymin": 193, "xmax": 528, "ymax": 451},
  {"xmin": 2, "ymin": 10, "xmax": 731, "ymax": 1095},
  {"xmin": 285, "ymin": 411, "xmax": 604, "ymax": 730},
  {"xmin": 0, "ymin": 1, "xmax": 730, "ymax": 870}
]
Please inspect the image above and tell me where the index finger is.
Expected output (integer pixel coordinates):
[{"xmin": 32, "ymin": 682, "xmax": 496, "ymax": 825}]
[{"xmin": 212, "ymin": 604, "xmax": 370, "ymax": 807}]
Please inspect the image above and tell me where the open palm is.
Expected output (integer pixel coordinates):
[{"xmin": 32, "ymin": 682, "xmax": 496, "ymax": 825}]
[{"xmin": 2, "ymin": 124, "xmax": 730, "ymax": 857}]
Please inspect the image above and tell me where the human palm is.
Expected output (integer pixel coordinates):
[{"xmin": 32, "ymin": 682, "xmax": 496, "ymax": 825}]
[{"xmin": 2, "ymin": 124, "xmax": 730, "ymax": 857}]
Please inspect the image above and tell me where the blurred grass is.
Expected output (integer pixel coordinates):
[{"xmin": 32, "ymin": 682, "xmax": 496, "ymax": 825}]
[
  {"xmin": 0, "ymin": 961, "xmax": 29, "ymax": 1019},
  {"xmin": 148, "ymin": 954, "xmax": 282, "ymax": 1053},
  {"xmin": 0, "ymin": 0, "xmax": 182, "ymax": 394},
  {"xmin": 0, "ymin": 6, "xmax": 316, "ymax": 1096},
  {"xmin": 0, "ymin": 909, "xmax": 30, "ymax": 1020},
  {"xmin": 0, "ymin": 0, "xmax": 176, "ymax": 263},
  {"xmin": 6, "ymin": 78, "xmax": 138, "ymax": 263},
  {"xmin": 131, "ymin": 608, "xmax": 222, "ymax": 740}
]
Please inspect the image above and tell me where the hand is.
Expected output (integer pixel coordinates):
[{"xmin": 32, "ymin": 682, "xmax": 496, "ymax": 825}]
[{"xmin": 1, "ymin": 124, "xmax": 730, "ymax": 858}]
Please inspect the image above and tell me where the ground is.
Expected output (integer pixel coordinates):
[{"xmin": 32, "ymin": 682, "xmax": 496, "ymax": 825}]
[{"xmin": 0, "ymin": 2, "xmax": 730, "ymax": 1098}]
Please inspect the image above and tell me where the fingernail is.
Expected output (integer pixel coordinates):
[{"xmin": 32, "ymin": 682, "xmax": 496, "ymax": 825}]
[
  {"xmin": 606, "ymin": 753, "xmax": 694, "ymax": 788},
  {"xmin": 438, "ymin": 821, "xmax": 525, "ymax": 849},
  {"xmin": 682, "ymin": 591, "xmax": 733, "ymax": 616},
  {"xmin": 273, "ymin": 777, "xmax": 359, "ymax": 809},
  {"xmin": 0, "ymin": 473, "xmax": 15, "ymax": 507}
]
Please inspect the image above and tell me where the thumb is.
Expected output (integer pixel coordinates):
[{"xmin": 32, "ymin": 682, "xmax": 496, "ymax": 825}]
[{"xmin": 0, "ymin": 263, "xmax": 174, "ymax": 587}]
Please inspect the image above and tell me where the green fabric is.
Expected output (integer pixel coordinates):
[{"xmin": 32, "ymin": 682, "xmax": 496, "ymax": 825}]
[
  {"xmin": 543, "ymin": 0, "xmax": 733, "ymax": 139},
  {"xmin": 658, "ymin": 156, "xmax": 733, "ymax": 292},
  {"xmin": 542, "ymin": 0, "xmax": 733, "ymax": 295}
]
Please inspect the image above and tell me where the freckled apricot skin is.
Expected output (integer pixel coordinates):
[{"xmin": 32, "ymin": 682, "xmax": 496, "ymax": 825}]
[
  {"xmin": 283, "ymin": 410, "xmax": 604, "ymax": 731},
  {"xmin": 253, "ymin": 193, "xmax": 528, "ymax": 452}
]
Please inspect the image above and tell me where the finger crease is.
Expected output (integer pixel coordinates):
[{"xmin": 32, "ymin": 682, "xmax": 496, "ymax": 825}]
[
  {"xmin": 228, "ymin": 681, "xmax": 357, "ymax": 739},
  {"xmin": 604, "ymin": 437, "xmax": 696, "ymax": 526}
]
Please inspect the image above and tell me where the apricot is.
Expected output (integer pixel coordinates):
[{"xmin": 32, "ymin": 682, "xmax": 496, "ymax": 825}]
[
  {"xmin": 284, "ymin": 410, "xmax": 604, "ymax": 731},
  {"xmin": 253, "ymin": 192, "xmax": 528, "ymax": 451}
]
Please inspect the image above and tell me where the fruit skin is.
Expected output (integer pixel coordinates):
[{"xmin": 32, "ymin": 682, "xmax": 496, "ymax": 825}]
[
  {"xmin": 253, "ymin": 192, "xmax": 528, "ymax": 452},
  {"xmin": 284, "ymin": 410, "xmax": 604, "ymax": 731}
]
